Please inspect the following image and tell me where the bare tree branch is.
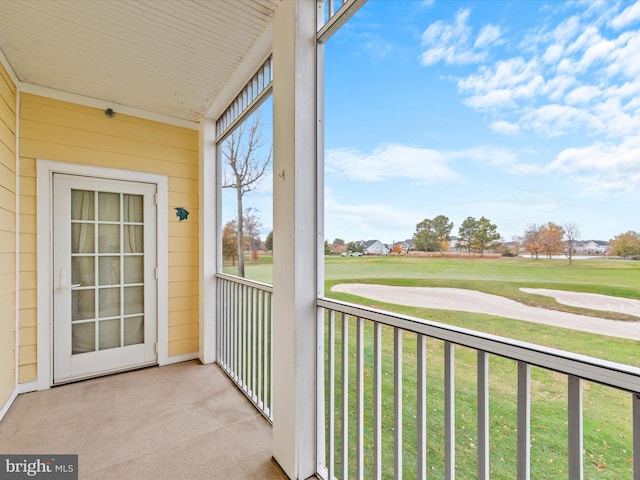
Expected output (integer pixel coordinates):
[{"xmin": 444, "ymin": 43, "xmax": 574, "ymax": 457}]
[{"xmin": 221, "ymin": 110, "xmax": 271, "ymax": 277}]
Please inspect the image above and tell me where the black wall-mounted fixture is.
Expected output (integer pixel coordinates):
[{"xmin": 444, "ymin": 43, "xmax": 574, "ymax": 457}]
[
  {"xmin": 105, "ymin": 108, "xmax": 115, "ymax": 118},
  {"xmin": 175, "ymin": 207, "xmax": 189, "ymax": 221}
]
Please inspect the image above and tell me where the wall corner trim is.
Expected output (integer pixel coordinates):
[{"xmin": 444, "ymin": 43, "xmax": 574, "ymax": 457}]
[{"xmin": 0, "ymin": 388, "xmax": 18, "ymax": 422}]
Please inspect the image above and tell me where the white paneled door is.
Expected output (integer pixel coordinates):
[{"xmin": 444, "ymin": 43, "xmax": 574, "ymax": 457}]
[{"xmin": 53, "ymin": 174, "xmax": 157, "ymax": 383}]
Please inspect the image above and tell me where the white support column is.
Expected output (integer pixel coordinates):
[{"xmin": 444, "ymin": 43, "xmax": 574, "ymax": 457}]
[
  {"xmin": 271, "ymin": 1, "xmax": 318, "ymax": 478},
  {"xmin": 198, "ymin": 118, "xmax": 216, "ymax": 364}
]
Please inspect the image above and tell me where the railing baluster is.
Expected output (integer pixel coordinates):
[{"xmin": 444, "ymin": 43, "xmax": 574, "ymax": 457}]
[
  {"xmin": 518, "ymin": 362, "xmax": 531, "ymax": 480},
  {"xmin": 215, "ymin": 276, "xmax": 273, "ymax": 422},
  {"xmin": 317, "ymin": 306, "xmax": 327, "ymax": 477},
  {"xmin": 568, "ymin": 376, "xmax": 583, "ymax": 479},
  {"xmin": 357, "ymin": 317, "xmax": 364, "ymax": 480},
  {"xmin": 251, "ymin": 286, "xmax": 257, "ymax": 401},
  {"xmin": 394, "ymin": 327, "xmax": 403, "ymax": 480},
  {"xmin": 417, "ymin": 333, "xmax": 427, "ymax": 480},
  {"xmin": 223, "ymin": 280, "xmax": 228, "ymax": 368},
  {"xmin": 313, "ymin": 297, "xmax": 640, "ymax": 480},
  {"xmin": 242, "ymin": 286, "xmax": 250, "ymax": 392},
  {"xmin": 445, "ymin": 341, "xmax": 455, "ymax": 480},
  {"xmin": 268, "ymin": 291, "xmax": 273, "ymax": 415},
  {"xmin": 232, "ymin": 282, "xmax": 238, "ymax": 382},
  {"xmin": 478, "ymin": 351, "xmax": 489, "ymax": 480},
  {"xmin": 342, "ymin": 313, "xmax": 349, "ymax": 479},
  {"xmin": 328, "ymin": 310, "xmax": 336, "ymax": 480},
  {"xmin": 374, "ymin": 322, "xmax": 382, "ymax": 480},
  {"xmin": 633, "ymin": 394, "xmax": 640, "ymax": 480},
  {"xmin": 257, "ymin": 289, "xmax": 263, "ymax": 408}
]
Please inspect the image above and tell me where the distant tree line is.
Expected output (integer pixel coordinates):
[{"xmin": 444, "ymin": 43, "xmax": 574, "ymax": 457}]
[
  {"xmin": 521, "ymin": 222, "xmax": 581, "ymax": 264},
  {"xmin": 610, "ymin": 231, "xmax": 640, "ymax": 259},
  {"xmin": 412, "ymin": 215, "xmax": 500, "ymax": 256},
  {"xmin": 222, "ymin": 208, "xmax": 265, "ymax": 266}
]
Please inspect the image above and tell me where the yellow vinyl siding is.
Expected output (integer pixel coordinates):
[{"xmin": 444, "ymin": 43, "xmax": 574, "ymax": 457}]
[
  {"xmin": 0, "ymin": 61, "xmax": 16, "ymax": 406},
  {"xmin": 18, "ymin": 94, "xmax": 199, "ymax": 382}
]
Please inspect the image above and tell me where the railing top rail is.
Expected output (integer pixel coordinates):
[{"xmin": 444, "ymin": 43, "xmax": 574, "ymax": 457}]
[
  {"xmin": 216, "ymin": 273, "xmax": 274, "ymax": 293},
  {"xmin": 318, "ymin": 296, "xmax": 640, "ymax": 394}
]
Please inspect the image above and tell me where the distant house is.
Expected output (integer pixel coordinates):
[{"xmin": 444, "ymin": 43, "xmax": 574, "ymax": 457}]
[
  {"xmin": 576, "ymin": 240, "xmax": 609, "ymax": 254},
  {"xmin": 449, "ymin": 236, "xmax": 461, "ymax": 251},
  {"xmin": 363, "ymin": 240, "xmax": 389, "ymax": 255},
  {"xmin": 390, "ymin": 239, "xmax": 413, "ymax": 254}
]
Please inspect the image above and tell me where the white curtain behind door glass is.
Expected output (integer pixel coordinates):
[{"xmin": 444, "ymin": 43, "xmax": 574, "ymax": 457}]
[
  {"xmin": 71, "ymin": 190, "xmax": 145, "ymax": 353},
  {"xmin": 71, "ymin": 190, "xmax": 96, "ymax": 353}
]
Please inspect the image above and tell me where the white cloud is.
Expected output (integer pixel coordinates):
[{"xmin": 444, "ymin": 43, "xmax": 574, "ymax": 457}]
[
  {"xmin": 542, "ymin": 44, "xmax": 564, "ymax": 64},
  {"xmin": 490, "ymin": 121, "xmax": 521, "ymax": 135},
  {"xmin": 610, "ymin": 1, "xmax": 640, "ymax": 29},
  {"xmin": 522, "ymin": 104, "xmax": 593, "ymax": 137},
  {"xmin": 606, "ymin": 30, "xmax": 640, "ymax": 78},
  {"xmin": 458, "ymin": 57, "xmax": 540, "ymax": 95},
  {"xmin": 565, "ymin": 85, "xmax": 601, "ymax": 104},
  {"xmin": 325, "ymin": 144, "xmax": 462, "ymax": 184},
  {"xmin": 419, "ymin": 8, "xmax": 495, "ymax": 66},
  {"xmin": 465, "ymin": 89, "xmax": 515, "ymax": 110},
  {"xmin": 547, "ymin": 136, "xmax": 640, "ymax": 191},
  {"xmin": 324, "ymin": 189, "xmax": 418, "ymax": 242},
  {"xmin": 452, "ymin": 146, "xmax": 519, "ymax": 168},
  {"xmin": 543, "ymin": 74, "xmax": 576, "ymax": 101},
  {"xmin": 475, "ymin": 24, "xmax": 502, "ymax": 49},
  {"xmin": 422, "ymin": 2, "xmax": 640, "ymax": 143}
]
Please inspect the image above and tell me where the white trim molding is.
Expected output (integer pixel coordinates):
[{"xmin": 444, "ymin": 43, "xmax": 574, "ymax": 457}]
[
  {"xmin": 198, "ymin": 119, "xmax": 216, "ymax": 365},
  {"xmin": 0, "ymin": 47, "xmax": 19, "ymax": 86},
  {"xmin": 21, "ymin": 83, "xmax": 198, "ymax": 131},
  {"xmin": 17, "ymin": 381, "xmax": 37, "ymax": 394},
  {"xmin": 36, "ymin": 160, "xmax": 169, "ymax": 389},
  {"xmin": 0, "ymin": 388, "xmax": 18, "ymax": 422},
  {"xmin": 162, "ymin": 352, "xmax": 199, "ymax": 366}
]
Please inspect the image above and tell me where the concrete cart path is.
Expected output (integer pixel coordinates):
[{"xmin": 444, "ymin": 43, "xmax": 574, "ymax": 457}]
[{"xmin": 331, "ymin": 284, "xmax": 640, "ymax": 341}]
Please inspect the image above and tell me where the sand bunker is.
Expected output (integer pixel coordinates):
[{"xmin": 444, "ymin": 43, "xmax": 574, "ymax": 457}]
[{"xmin": 331, "ymin": 284, "xmax": 640, "ymax": 341}]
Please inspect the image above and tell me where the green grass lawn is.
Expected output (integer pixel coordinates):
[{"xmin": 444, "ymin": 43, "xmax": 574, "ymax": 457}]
[{"xmin": 235, "ymin": 254, "xmax": 640, "ymax": 478}]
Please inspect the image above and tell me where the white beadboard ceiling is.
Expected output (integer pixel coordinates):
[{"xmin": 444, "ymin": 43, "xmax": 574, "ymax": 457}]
[{"xmin": 0, "ymin": 0, "xmax": 280, "ymax": 124}]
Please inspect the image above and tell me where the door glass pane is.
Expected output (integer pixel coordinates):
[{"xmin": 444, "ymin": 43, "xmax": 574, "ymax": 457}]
[
  {"xmin": 72, "ymin": 257, "xmax": 94, "ymax": 286},
  {"xmin": 124, "ymin": 286, "xmax": 144, "ymax": 315},
  {"xmin": 124, "ymin": 225, "xmax": 143, "ymax": 253},
  {"xmin": 72, "ymin": 322, "xmax": 95, "ymax": 354},
  {"xmin": 99, "ymin": 224, "xmax": 120, "ymax": 253},
  {"xmin": 72, "ymin": 290, "xmax": 95, "ymax": 321},
  {"xmin": 124, "ymin": 316, "xmax": 144, "ymax": 346},
  {"xmin": 99, "ymin": 256, "xmax": 120, "ymax": 285},
  {"xmin": 123, "ymin": 194, "xmax": 143, "ymax": 222},
  {"xmin": 99, "ymin": 287, "xmax": 120, "ymax": 318},
  {"xmin": 66, "ymin": 184, "xmax": 150, "ymax": 367},
  {"xmin": 71, "ymin": 190, "xmax": 94, "ymax": 220},
  {"xmin": 98, "ymin": 192, "xmax": 120, "ymax": 221},
  {"xmin": 124, "ymin": 256, "xmax": 143, "ymax": 284},
  {"xmin": 72, "ymin": 224, "xmax": 95, "ymax": 254},
  {"xmin": 99, "ymin": 319, "xmax": 121, "ymax": 350}
]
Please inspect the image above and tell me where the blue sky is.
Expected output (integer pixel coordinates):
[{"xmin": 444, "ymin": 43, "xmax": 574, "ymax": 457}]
[{"xmin": 323, "ymin": 0, "xmax": 640, "ymax": 244}]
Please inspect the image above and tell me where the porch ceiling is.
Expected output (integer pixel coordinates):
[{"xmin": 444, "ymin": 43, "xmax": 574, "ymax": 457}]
[{"xmin": 0, "ymin": 0, "xmax": 280, "ymax": 124}]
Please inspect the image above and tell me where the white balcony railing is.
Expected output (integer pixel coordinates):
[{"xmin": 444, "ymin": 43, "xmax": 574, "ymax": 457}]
[
  {"xmin": 215, "ymin": 278, "xmax": 640, "ymax": 478},
  {"xmin": 316, "ymin": 297, "xmax": 640, "ymax": 480},
  {"xmin": 216, "ymin": 273, "xmax": 273, "ymax": 422}
]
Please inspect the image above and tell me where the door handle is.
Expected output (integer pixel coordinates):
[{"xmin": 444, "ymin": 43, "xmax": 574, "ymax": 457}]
[{"xmin": 58, "ymin": 269, "xmax": 82, "ymax": 294}]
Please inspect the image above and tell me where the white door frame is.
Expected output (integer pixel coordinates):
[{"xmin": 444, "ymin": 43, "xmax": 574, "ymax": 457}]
[{"xmin": 36, "ymin": 160, "xmax": 169, "ymax": 390}]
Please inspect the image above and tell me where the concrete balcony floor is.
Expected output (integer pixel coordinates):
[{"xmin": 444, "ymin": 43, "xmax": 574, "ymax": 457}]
[{"xmin": 0, "ymin": 361, "xmax": 287, "ymax": 479}]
